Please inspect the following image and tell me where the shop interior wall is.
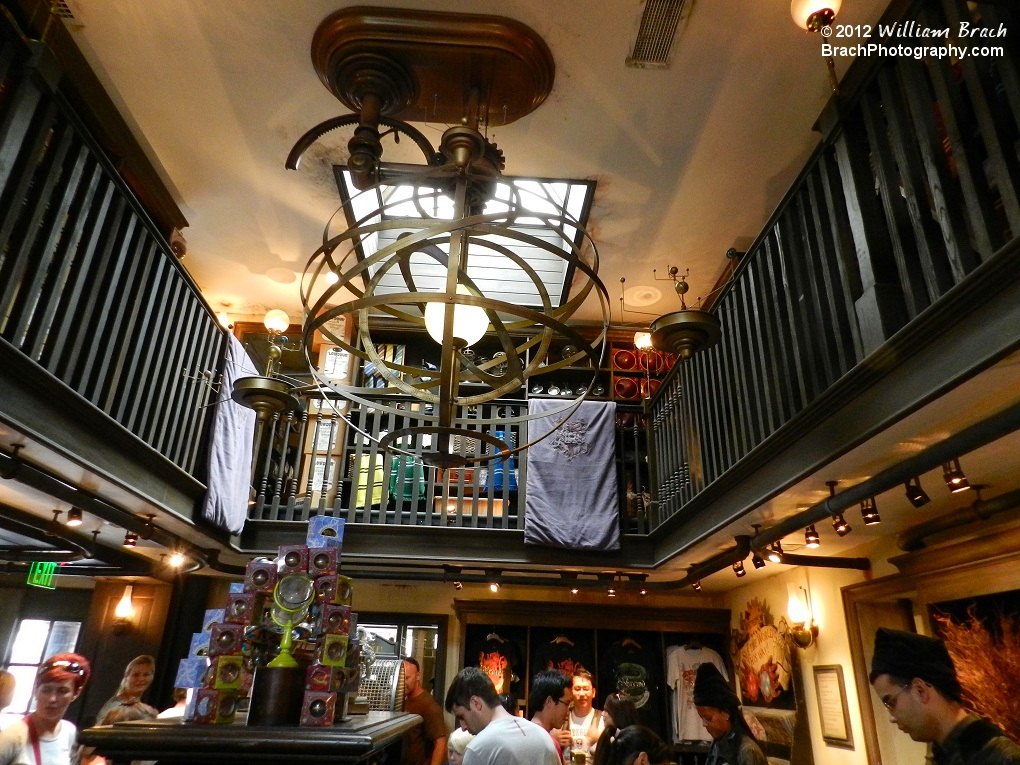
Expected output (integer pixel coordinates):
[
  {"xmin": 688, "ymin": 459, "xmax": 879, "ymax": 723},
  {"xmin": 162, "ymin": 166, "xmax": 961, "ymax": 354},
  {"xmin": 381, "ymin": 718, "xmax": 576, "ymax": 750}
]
[{"xmin": 720, "ymin": 565, "xmax": 870, "ymax": 765}]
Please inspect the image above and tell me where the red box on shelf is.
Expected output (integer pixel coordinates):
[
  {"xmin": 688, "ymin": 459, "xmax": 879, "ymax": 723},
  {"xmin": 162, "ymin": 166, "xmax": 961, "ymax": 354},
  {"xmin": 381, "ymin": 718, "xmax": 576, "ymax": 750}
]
[
  {"xmin": 277, "ymin": 545, "xmax": 309, "ymax": 574},
  {"xmin": 244, "ymin": 559, "xmax": 276, "ymax": 594},
  {"xmin": 207, "ymin": 624, "xmax": 243, "ymax": 657},
  {"xmin": 300, "ymin": 691, "xmax": 337, "ymax": 727},
  {"xmin": 308, "ymin": 547, "xmax": 338, "ymax": 577}
]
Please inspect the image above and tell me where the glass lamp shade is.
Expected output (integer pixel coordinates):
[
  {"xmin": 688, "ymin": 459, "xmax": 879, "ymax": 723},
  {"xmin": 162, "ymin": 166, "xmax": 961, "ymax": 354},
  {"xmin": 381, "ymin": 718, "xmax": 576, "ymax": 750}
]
[
  {"xmin": 633, "ymin": 331, "xmax": 653, "ymax": 349},
  {"xmin": 424, "ymin": 285, "xmax": 488, "ymax": 347},
  {"xmin": 263, "ymin": 309, "xmax": 290, "ymax": 333},
  {"xmin": 791, "ymin": 0, "xmax": 841, "ymax": 30}
]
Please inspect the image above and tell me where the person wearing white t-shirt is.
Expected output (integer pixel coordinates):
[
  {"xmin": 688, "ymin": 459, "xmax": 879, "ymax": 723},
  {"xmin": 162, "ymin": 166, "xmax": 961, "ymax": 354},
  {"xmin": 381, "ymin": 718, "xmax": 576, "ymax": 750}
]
[
  {"xmin": 0, "ymin": 653, "xmax": 91, "ymax": 765},
  {"xmin": 445, "ymin": 667, "xmax": 559, "ymax": 765},
  {"xmin": 565, "ymin": 670, "xmax": 603, "ymax": 765}
]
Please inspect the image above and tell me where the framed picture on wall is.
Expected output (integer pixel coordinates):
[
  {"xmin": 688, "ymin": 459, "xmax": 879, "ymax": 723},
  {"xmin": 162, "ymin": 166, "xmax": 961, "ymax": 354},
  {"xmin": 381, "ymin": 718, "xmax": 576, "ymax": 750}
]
[{"xmin": 813, "ymin": 664, "xmax": 854, "ymax": 748}]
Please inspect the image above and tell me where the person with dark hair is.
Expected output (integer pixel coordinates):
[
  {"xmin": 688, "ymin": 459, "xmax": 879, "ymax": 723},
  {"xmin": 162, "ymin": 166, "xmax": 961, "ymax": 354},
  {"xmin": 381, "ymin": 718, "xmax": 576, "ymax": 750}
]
[
  {"xmin": 497, "ymin": 693, "xmax": 519, "ymax": 717},
  {"xmin": 0, "ymin": 653, "xmax": 91, "ymax": 765},
  {"xmin": 528, "ymin": 670, "xmax": 572, "ymax": 755},
  {"xmin": 567, "ymin": 670, "xmax": 604, "ymax": 765},
  {"xmin": 444, "ymin": 667, "xmax": 558, "ymax": 765},
  {"xmin": 603, "ymin": 725, "xmax": 671, "ymax": 765},
  {"xmin": 95, "ymin": 655, "xmax": 158, "ymax": 724},
  {"xmin": 592, "ymin": 695, "xmax": 641, "ymax": 765},
  {"xmin": 692, "ymin": 663, "xmax": 766, "ymax": 765},
  {"xmin": 401, "ymin": 657, "xmax": 448, "ymax": 765},
  {"xmin": 870, "ymin": 627, "xmax": 1020, "ymax": 763}
]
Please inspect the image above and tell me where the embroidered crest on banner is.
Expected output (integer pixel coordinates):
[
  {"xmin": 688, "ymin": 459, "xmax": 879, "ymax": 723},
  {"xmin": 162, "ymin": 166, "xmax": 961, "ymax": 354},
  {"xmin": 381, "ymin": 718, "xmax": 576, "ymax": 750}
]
[{"xmin": 551, "ymin": 418, "xmax": 590, "ymax": 459}]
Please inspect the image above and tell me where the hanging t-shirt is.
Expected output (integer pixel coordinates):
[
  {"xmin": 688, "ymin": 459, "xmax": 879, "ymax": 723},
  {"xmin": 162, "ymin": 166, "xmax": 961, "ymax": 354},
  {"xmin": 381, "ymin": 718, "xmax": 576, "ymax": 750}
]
[
  {"xmin": 666, "ymin": 644, "xmax": 728, "ymax": 742},
  {"xmin": 468, "ymin": 635, "xmax": 524, "ymax": 698},
  {"xmin": 532, "ymin": 639, "xmax": 595, "ymax": 678},
  {"xmin": 600, "ymin": 640, "xmax": 661, "ymax": 733}
]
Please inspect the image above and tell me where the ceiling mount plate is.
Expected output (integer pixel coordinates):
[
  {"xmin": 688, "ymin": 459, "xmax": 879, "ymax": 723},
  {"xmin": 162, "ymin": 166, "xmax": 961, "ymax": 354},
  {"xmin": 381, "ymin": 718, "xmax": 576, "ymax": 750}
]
[{"xmin": 311, "ymin": 6, "xmax": 555, "ymax": 126}]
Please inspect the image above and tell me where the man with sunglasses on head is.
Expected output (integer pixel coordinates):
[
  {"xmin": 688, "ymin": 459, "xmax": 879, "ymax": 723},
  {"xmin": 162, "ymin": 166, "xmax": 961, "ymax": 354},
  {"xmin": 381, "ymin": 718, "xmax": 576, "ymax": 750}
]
[
  {"xmin": 870, "ymin": 628, "xmax": 1020, "ymax": 764},
  {"xmin": 0, "ymin": 653, "xmax": 91, "ymax": 765}
]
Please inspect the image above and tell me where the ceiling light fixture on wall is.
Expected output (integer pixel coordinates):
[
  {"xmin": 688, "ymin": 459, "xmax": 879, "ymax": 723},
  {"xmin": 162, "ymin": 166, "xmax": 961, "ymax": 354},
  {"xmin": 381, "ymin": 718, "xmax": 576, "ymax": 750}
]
[
  {"xmin": 804, "ymin": 525, "xmax": 820, "ymax": 548},
  {"xmin": 786, "ymin": 583, "xmax": 818, "ymax": 649},
  {"xmin": 621, "ymin": 266, "xmax": 720, "ymax": 359},
  {"xmin": 860, "ymin": 497, "xmax": 881, "ymax": 525},
  {"xmin": 790, "ymin": 0, "xmax": 842, "ymax": 93},
  {"xmin": 904, "ymin": 476, "xmax": 930, "ymax": 507},
  {"xmin": 942, "ymin": 458, "xmax": 971, "ymax": 493},
  {"xmin": 291, "ymin": 7, "xmax": 610, "ymax": 469},
  {"xmin": 113, "ymin": 584, "xmax": 135, "ymax": 634}
]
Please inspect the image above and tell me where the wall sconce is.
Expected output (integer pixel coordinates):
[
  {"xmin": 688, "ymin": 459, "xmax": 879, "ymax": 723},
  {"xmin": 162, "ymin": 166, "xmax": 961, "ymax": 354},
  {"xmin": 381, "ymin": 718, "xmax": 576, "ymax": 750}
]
[
  {"xmin": 113, "ymin": 585, "xmax": 135, "ymax": 634},
  {"xmin": 787, "ymin": 583, "xmax": 818, "ymax": 648}
]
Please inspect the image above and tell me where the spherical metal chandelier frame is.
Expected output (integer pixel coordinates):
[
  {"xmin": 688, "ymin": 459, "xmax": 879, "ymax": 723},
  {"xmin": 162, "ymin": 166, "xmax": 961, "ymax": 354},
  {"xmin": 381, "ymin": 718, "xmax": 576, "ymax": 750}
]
[{"xmin": 299, "ymin": 127, "xmax": 610, "ymax": 468}]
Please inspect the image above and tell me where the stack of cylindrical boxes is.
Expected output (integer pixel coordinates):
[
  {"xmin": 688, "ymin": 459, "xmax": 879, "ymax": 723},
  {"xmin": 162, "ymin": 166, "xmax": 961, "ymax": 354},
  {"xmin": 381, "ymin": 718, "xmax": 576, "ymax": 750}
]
[{"xmin": 181, "ymin": 516, "xmax": 359, "ymax": 725}]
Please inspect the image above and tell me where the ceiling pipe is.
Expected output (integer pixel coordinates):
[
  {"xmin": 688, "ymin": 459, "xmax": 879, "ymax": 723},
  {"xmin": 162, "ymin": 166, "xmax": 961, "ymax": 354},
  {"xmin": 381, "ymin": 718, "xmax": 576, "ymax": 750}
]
[
  {"xmin": 752, "ymin": 398, "xmax": 1020, "ymax": 550},
  {"xmin": 776, "ymin": 552, "xmax": 870, "ymax": 569},
  {"xmin": 0, "ymin": 505, "xmax": 90, "ymax": 561},
  {"xmin": 0, "ymin": 448, "xmax": 210, "ymax": 573},
  {"xmin": 897, "ymin": 486, "xmax": 1020, "ymax": 552}
]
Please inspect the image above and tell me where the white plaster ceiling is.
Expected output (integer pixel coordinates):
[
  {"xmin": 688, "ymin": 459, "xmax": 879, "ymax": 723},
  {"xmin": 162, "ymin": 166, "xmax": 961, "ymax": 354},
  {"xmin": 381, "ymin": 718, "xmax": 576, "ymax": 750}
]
[{"xmin": 55, "ymin": 0, "xmax": 890, "ymax": 324}]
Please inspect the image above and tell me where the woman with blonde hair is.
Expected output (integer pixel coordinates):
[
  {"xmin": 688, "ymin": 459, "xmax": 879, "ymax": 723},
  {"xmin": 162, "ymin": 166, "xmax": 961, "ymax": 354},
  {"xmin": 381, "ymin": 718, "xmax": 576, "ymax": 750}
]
[
  {"xmin": 446, "ymin": 727, "xmax": 475, "ymax": 765},
  {"xmin": 94, "ymin": 655, "xmax": 159, "ymax": 724}
]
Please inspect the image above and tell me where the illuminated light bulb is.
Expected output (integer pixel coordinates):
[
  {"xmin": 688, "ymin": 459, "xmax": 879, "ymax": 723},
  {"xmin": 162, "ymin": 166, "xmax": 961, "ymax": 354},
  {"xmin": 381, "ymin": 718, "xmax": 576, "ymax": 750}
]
[
  {"xmin": 634, "ymin": 332, "xmax": 652, "ymax": 349},
  {"xmin": 791, "ymin": 0, "xmax": 842, "ymax": 31},
  {"xmin": 115, "ymin": 585, "xmax": 135, "ymax": 619},
  {"xmin": 424, "ymin": 285, "xmax": 488, "ymax": 347},
  {"xmin": 263, "ymin": 309, "xmax": 290, "ymax": 333},
  {"xmin": 168, "ymin": 552, "xmax": 186, "ymax": 568}
]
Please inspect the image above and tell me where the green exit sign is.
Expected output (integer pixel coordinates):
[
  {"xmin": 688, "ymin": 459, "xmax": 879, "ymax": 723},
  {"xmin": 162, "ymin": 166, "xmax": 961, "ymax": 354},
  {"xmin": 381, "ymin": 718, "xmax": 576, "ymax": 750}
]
[{"xmin": 27, "ymin": 561, "xmax": 58, "ymax": 589}]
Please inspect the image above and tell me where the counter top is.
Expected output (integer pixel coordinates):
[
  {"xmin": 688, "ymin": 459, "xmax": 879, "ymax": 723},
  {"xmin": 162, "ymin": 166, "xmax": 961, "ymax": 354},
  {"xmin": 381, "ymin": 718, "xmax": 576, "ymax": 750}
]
[{"xmin": 78, "ymin": 710, "xmax": 421, "ymax": 764}]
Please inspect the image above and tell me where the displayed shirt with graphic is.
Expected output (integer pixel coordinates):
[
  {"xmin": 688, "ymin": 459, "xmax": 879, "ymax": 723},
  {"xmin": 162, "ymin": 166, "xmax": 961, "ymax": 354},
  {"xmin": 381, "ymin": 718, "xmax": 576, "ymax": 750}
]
[
  {"xmin": 532, "ymin": 639, "xmax": 594, "ymax": 678},
  {"xmin": 467, "ymin": 636, "xmax": 524, "ymax": 697},
  {"xmin": 600, "ymin": 641, "xmax": 662, "ymax": 733},
  {"xmin": 666, "ymin": 645, "xmax": 728, "ymax": 742}
]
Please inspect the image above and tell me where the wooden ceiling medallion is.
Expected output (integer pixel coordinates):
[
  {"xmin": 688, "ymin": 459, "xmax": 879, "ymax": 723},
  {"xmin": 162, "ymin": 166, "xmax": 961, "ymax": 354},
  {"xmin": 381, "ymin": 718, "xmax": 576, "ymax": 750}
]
[{"xmin": 311, "ymin": 6, "xmax": 555, "ymax": 126}]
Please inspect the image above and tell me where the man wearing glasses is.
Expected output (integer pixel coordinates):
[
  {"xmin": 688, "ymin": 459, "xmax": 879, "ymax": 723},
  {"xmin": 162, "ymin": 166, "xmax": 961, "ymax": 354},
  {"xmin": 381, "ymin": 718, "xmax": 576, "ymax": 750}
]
[
  {"xmin": 529, "ymin": 670, "xmax": 573, "ymax": 759},
  {"xmin": 870, "ymin": 628, "xmax": 1020, "ymax": 764},
  {"xmin": 0, "ymin": 654, "xmax": 91, "ymax": 765}
]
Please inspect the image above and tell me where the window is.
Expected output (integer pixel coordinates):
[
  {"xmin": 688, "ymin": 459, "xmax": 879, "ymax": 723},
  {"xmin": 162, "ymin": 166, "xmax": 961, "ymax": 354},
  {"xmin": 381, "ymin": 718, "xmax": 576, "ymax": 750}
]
[
  {"xmin": 357, "ymin": 614, "xmax": 447, "ymax": 698},
  {"xmin": 3, "ymin": 619, "xmax": 82, "ymax": 721}
]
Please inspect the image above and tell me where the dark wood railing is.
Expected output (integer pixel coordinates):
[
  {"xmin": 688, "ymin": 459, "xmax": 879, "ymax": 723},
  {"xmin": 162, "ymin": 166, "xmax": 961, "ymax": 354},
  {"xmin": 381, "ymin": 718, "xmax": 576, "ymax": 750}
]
[
  {"xmin": 247, "ymin": 390, "xmax": 653, "ymax": 534},
  {"xmin": 650, "ymin": 0, "xmax": 1020, "ymax": 528},
  {"xmin": 0, "ymin": 15, "xmax": 223, "ymax": 476}
]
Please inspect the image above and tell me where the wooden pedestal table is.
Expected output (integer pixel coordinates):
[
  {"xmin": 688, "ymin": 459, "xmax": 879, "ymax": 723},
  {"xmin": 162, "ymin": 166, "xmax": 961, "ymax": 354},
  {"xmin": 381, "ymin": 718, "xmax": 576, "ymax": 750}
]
[{"xmin": 78, "ymin": 710, "xmax": 421, "ymax": 765}]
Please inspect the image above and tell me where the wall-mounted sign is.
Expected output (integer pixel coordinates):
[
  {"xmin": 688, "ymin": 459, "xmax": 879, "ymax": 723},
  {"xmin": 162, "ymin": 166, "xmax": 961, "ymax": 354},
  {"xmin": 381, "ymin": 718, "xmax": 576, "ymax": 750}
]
[{"xmin": 27, "ymin": 561, "xmax": 58, "ymax": 589}]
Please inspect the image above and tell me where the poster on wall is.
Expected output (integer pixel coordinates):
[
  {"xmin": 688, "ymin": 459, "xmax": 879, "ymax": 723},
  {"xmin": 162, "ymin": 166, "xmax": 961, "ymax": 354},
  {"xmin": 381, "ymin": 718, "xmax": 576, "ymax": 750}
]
[{"xmin": 732, "ymin": 597, "xmax": 796, "ymax": 709}]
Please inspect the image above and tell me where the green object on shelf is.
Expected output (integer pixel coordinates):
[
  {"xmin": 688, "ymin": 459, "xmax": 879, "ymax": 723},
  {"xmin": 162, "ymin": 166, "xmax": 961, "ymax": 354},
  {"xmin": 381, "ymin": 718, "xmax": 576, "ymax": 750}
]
[{"xmin": 390, "ymin": 455, "xmax": 426, "ymax": 501}]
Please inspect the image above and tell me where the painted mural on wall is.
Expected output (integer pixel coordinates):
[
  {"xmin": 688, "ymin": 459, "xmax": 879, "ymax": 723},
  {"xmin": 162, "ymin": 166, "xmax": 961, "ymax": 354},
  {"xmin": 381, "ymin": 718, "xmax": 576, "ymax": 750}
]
[{"xmin": 731, "ymin": 597, "xmax": 796, "ymax": 711}]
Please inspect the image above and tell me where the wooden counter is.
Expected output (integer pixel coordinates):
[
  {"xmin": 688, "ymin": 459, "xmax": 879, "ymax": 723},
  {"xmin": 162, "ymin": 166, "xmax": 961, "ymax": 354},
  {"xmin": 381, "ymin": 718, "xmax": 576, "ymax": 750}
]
[{"xmin": 78, "ymin": 711, "xmax": 421, "ymax": 765}]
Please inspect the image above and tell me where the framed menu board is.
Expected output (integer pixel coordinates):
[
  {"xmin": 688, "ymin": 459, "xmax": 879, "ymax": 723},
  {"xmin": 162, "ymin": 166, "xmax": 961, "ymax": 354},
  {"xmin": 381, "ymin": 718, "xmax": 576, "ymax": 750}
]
[{"xmin": 813, "ymin": 664, "xmax": 854, "ymax": 748}]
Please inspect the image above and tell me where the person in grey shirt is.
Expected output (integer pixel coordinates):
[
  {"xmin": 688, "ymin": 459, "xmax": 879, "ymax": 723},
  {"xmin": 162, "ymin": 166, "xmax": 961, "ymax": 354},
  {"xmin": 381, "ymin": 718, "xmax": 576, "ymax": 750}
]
[{"xmin": 445, "ymin": 667, "xmax": 559, "ymax": 765}]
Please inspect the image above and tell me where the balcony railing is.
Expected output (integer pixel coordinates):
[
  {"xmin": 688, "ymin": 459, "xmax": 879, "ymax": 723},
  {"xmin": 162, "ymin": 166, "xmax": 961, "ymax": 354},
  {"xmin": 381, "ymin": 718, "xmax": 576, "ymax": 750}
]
[
  {"xmin": 0, "ymin": 16, "xmax": 222, "ymax": 476},
  {"xmin": 650, "ymin": 0, "xmax": 1020, "ymax": 528},
  {"xmin": 246, "ymin": 390, "xmax": 653, "ymax": 534}
]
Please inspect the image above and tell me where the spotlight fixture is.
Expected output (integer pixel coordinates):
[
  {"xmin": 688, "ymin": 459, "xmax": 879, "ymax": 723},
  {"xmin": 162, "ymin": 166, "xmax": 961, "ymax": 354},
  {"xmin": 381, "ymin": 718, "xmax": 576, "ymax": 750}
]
[
  {"xmin": 804, "ymin": 525, "xmax": 820, "ymax": 548},
  {"xmin": 140, "ymin": 514, "xmax": 156, "ymax": 540},
  {"xmin": 767, "ymin": 542, "xmax": 784, "ymax": 564},
  {"xmin": 692, "ymin": 580, "xmax": 702, "ymax": 592},
  {"xmin": 571, "ymin": 588, "xmax": 579, "ymax": 595},
  {"xmin": 168, "ymin": 552, "xmax": 187, "ymax": 568},
  {"xmin": 904, "ymin": 477, "xmax": 930, "ymax": 508},
  {"xmin": 66, "ymin": 508, "xmax": 83, "ymax": 527},
  {"xmin": 453, "ymin": 581, "xmax": 463, "ymax": 590},
  {"xmin": 607, "ymin": 587, "xmax": 617, "ymax": 597},
  {"xmin": 751, "ymin": 552, "xmax": 766, "ymax": 570},
  {"xmin": 123, "ymin": 531, "xmax": 138, "ymax": 548},
  {"xmin": 639, "ymin": 588, "xmax": 648, "ymax": 596},
  {"xmin": 860, "ymin": 497, "xmax": 881, "ymax": 525},
  {"xmin": 942, "ymin": 458, "xmax": 971, "ymax": 493},
  {"xmin": 733, "ymin": 560, "xmax": 746, "ymax": 578},
  {"xmin": 489, "ymin": 582, "xmax": 500, "ymax": 593},
  {"xmin": 831, "ymin": 513, "xmax": 851, "ymax": 536}
]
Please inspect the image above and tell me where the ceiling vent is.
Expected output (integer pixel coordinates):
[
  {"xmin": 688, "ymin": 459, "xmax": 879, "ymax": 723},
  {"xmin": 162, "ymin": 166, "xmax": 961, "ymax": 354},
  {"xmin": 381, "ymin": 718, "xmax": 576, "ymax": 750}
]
[
  {"xmin": 51, "ymin": 0, "xmax": 85, "ymax": 28},
  {"xmin": 626, "ymin": 0, "xmax": 692, "ymax": 69}
]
